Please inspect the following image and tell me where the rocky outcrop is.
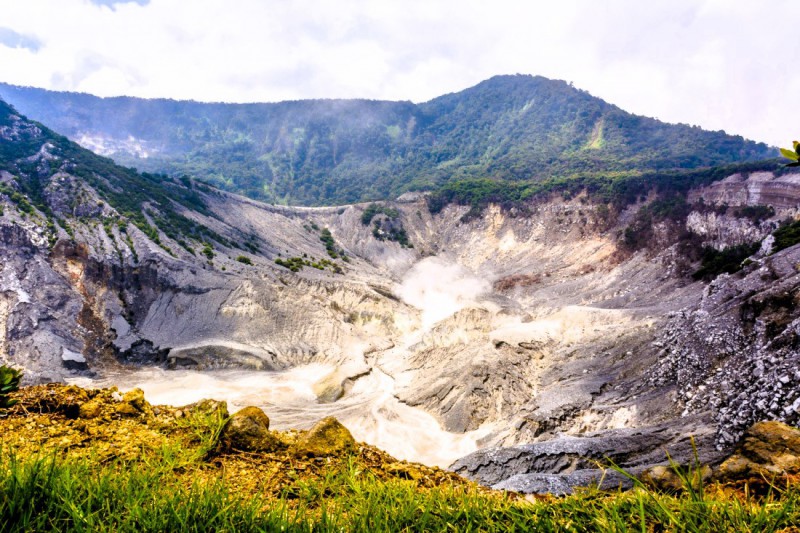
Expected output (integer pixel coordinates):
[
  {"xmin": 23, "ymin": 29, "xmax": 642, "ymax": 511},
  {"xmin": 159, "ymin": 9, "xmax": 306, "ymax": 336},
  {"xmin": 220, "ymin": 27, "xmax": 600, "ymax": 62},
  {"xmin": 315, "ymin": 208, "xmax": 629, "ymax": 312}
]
[
  {"xmin": 685, "ymin": 211, "xmax": 779, "ymax": 250},
  {"xmin": 688, "ymin": 171, "xmax": 800, "ymax": 210},
  {"xmin": 115, "ymin": 388, "xmax": 153, "ymax": 418},
  {"xmin": 0, "ymin": 224, "xmax": 88, "ymax": 382},
  {"xmin": 649, "ymin": 243, "xmax": 800, "ymax": 448},
  {"xmin": 451, "ymin": 417, "xmax": 724, "ymax": 494}
]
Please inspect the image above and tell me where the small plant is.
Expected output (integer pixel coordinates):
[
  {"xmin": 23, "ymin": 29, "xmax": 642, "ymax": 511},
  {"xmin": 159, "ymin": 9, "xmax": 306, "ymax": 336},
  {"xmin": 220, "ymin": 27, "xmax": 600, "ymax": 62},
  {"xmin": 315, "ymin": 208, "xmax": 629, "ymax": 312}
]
[
  {"xmin": 275, "ymin": 256, "xmax": 342, "ymax": 274},
  {"xmin": 235, "ymin": 255, "xmax": 252, "ymax": 265},
  {"xmin": 319, "ymin": 228, "xmax": 340, "ymax": 258},
  {"xmin": 0, "ymin": 365, "xmax": 22, "ymax": 410},
  {"xmin": 780, "ymin": 141, "xmax": 800, "ymax": 167},
  {"xmin": 202, "ymin": 242, "xmax": 215, "ymax": 260}
]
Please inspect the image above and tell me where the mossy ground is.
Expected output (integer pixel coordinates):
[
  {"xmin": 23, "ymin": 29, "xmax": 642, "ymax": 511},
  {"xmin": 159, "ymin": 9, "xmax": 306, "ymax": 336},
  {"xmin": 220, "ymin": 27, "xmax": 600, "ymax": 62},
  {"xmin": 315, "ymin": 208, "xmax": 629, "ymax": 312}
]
[
  {"xmin": 0, "ymin": 385, "xmax": 464, "ymax": 497},
  {"xmin": 2, "ymin": 384, "xmax": 800, "ymax": 532}
]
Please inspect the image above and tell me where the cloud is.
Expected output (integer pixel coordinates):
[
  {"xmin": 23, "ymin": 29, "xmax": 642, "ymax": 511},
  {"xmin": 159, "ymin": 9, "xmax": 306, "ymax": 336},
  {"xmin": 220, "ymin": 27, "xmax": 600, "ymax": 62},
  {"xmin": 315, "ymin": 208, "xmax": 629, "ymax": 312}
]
[
  {"xmin": 90, "ymin": 0, "xmax": 149, "ymax": 8},
  {"xmin": 0, "ymin": 27, "xmax": 41, "ymax": 52},
  {"xmin": 0, "ymin": 0, "xmax": 798, "ymax": 145}
]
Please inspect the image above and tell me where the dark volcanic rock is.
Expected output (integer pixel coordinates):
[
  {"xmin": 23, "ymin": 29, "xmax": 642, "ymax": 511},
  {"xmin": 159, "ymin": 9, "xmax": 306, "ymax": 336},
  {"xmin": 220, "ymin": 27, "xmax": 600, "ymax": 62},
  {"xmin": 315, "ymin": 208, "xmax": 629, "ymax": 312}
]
[
  {"xmin": 118, "ymin": 339, "xmax": 170, "ymax": 365},
  {"xmin": 493, "ymin": 469, "xmax": 635, "ymax": 496},
  {"xmin": 450, "ymin": 418, "xmax": 725, "ymax": 494}
]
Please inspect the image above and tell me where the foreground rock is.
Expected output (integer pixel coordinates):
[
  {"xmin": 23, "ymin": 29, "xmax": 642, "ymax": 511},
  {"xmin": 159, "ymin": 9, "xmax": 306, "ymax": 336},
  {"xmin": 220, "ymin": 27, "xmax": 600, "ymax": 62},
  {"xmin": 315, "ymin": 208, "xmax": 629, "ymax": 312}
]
[
  {"xmin": 455, "ymin": 418, "xmax": 800, "ymax": 495},
  {"xmin": 115, "ymin": 388, "xmax": 153, "ymax": 418},
  {"xmin": 717, "ymin": 421, "xmax": 800, "ymax": 481},
  {"xmin": 291, "ymin": 416, "xmax": 356, "ymax": 457},
  {"xmin": 640, "ymin": 464, "xmax": 713, "ymax": 492},
  {"xmin": 220, "ymin": 406, "xmax": 282, "ymax": 452},
  {"xmin": 188, "ymin": 398, "xmax": 229, "ymax": 419}
]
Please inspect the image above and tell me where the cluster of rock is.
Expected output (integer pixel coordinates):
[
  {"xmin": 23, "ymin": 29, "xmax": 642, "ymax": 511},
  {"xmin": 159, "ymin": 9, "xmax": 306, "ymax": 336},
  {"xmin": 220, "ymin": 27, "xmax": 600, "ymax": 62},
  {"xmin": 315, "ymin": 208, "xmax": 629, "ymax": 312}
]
[
  {"xmin": 4, "ymin": 382, "xmax": 359, "ymax": 460},
  {"xmin": 648, "ymin": 243, "xmax": 800, "ymax": 448},
  {"xmin": 95, "ymin": 388, "xmax": 359, "ymax": 459},
  {"xmin": 219, "ymin": 404, "xmax": 356, "ymax": 458},
  {"xmin": 453, "ymin": 419, "xmax": 800, "ymax": 495}
]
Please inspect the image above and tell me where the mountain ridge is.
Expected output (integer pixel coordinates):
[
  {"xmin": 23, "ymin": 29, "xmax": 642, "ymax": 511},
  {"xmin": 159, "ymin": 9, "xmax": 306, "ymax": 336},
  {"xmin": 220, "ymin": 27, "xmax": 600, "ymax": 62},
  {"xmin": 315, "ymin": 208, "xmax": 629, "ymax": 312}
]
[{"xmin": 0, "ymin": 75, "xmax": 775, "ymax": 205}]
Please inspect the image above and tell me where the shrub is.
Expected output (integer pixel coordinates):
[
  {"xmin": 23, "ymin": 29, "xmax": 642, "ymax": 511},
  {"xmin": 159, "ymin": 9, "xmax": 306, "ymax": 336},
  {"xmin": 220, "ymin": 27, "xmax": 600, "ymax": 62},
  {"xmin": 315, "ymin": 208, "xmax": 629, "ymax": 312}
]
[
  {"xmin": 236, "ymin": 255, "xmax": 253, "ymax": 265},
  {"xmin": 772, "ymin": 219, "xmax": 800, "ymax": 253},
  {"xmin": 0, "ymin": 365, "xmax": 22, "ymax": 410},
  {"xmin": 692, "ymin": 243, "xmax": 760, "ymax": 281},
  {"xmin": 361, "ymin": 203, "xmax": 400, "ymax": 225},
  {"xmin": 319, "ymin": 228, "xmax": 339, "ymax": 258},
  {"xmin": 734, "ymin": 205, "xmax": 775, "ymax": 223}
]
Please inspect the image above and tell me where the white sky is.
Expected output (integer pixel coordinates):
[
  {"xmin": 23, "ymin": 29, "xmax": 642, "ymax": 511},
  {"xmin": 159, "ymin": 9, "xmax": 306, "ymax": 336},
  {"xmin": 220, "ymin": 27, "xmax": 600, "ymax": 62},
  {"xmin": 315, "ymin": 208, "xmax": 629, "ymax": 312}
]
[{"xmin": 0, "ymin": 0, "xmax": 797, "ymax": 146}]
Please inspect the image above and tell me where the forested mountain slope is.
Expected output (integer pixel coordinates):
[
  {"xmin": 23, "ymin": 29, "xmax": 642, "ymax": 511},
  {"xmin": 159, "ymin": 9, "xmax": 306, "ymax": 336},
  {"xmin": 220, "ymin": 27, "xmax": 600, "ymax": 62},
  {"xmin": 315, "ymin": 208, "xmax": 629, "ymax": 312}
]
[{"xmin": 0, "ymin": 75, "xmax": 774, "ymax": 205}]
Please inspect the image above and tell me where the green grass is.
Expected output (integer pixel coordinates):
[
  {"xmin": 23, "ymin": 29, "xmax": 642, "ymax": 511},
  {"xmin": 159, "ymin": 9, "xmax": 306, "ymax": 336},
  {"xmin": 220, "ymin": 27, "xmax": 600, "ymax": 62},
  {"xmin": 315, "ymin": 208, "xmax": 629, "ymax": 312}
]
[
  {"xmin": 0, "ymin": 453, "xmax": 282, "ymax": 532},
  {"xmin": 1, "ymin": 446, "xmax": 799, "ymax": 532}
]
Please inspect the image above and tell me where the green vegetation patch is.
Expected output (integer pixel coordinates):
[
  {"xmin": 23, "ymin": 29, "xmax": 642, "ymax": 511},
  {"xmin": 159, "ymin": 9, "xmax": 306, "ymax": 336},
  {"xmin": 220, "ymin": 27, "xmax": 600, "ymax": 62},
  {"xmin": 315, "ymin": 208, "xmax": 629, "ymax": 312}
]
[
  {"xmin": 360, "ymin": 203, "xmax": 400, "ymax": 225},
  {"xmin": 772, "ymin": 218, "xmax": 800, "ymax": 254},
  {"xmin": 319, "ymin": 228, "xmax": 338, "ymax": 259},
  {"xmin": 0, "ymin": 365, "xmax": 21, "ymax": 410},
  {"xmin": 0, "ymin": 100, "xmax": 243, "ymax": 254},
  {"xmin": 428, "ymin": 161, "xmax": 784, "ymax": 221},
  {"xmin": 275, "ymin": 255, "xmax": 342, "ymax": 274},
  {"xmin": 361, "ymin": 203, "xmax": 412, "ymax": 247},
  {"xmin": 734, "ymin": 205, "xmax": 775, "ymax": 224},
  {"xmin": 372, "ymin": 219, "xmax": 412, "ymax": 247},
  {"xmin": 623, "ymin": 195, "xmax": 692, "ymax": 251},
  {"xmin": 0, "ymin": 182, "xmax": 35, "ymax": 216},
  {"xmin": 692, "ymin": 243, "xmax": 760, "ymax": 281}
]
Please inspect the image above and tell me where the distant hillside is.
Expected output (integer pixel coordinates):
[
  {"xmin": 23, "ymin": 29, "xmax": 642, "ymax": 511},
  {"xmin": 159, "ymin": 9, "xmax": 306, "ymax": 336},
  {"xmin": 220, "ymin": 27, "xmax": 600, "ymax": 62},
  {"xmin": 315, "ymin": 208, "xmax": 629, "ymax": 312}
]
[{"xmin": 0, "ymin": 75, "xmax": 775, "ymax": 205}]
